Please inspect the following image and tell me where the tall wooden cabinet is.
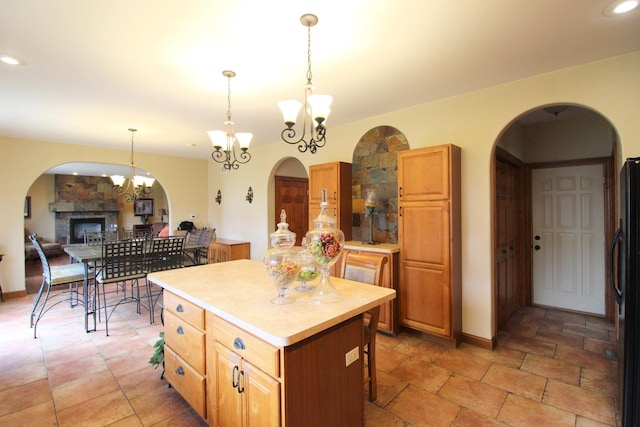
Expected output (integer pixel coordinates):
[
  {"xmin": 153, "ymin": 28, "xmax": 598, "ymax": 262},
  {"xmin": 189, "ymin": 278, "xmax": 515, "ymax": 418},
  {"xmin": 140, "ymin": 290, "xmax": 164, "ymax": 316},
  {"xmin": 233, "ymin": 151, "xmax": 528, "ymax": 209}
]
[
  {"xmin": 308, "ymin": 161, "xmax": 352, "ymax": 240},
  {"xmin": 398, "ymin": 144, "xmax": 462, "ymax": 346}
]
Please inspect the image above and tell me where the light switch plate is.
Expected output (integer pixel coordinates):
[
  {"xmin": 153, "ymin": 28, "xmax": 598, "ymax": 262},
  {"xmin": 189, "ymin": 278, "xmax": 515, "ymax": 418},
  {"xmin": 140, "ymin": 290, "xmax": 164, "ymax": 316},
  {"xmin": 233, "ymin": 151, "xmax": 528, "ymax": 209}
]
[{"xmin": 345, "ymin": 346, "xmax": 359, "ymax": 367}]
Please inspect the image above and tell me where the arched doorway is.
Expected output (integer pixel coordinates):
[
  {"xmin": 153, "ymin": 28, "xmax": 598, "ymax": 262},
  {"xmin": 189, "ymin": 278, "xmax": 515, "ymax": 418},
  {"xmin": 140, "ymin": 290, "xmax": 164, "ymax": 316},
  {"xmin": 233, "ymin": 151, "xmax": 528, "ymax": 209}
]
[
  {"xmin": 24, "ymin": 162, "xmax": 167, "ymax": 294},
  {"xmin": 272, "ymin": 157, "xmax": 308, "ymax": 246},
  {"xmin": 493, "ymin": 105, "xmax": 617, "ymax": 334}
]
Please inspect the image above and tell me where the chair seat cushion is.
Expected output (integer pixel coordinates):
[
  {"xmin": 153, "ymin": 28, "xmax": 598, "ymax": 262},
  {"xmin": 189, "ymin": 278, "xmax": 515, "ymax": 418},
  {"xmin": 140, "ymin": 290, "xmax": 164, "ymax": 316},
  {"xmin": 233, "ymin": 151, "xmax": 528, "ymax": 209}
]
[{"xmin": 50, "ymin": 263, "xmax": 86, "ymax": 285}]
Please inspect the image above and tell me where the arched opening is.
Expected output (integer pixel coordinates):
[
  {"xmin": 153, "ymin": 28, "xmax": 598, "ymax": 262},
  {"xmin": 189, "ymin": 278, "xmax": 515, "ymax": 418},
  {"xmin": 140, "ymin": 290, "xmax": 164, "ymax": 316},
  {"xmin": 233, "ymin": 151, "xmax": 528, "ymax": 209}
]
[
  {"xmin": 24, "ymin": 162, "xmax": 168, "ymax": 294},
  {"xmin": 492, "ymin": 104, "xmax": 617, "ymax": 338},
  {"xmin": 268, "ymin": 157, "xmax": 308, "ymax": 246}
]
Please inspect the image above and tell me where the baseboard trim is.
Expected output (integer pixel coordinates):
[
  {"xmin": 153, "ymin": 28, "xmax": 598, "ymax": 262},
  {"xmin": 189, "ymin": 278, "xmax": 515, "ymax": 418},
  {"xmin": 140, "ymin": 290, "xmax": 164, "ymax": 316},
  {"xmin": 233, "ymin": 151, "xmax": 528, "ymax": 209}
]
[
  {"xmin": 461, "ymin": 333, "xmax": 495, "ymax": 350},
  {"xmin": 2, "ymin": 290, "xmax": 28, "ymax": 300}
]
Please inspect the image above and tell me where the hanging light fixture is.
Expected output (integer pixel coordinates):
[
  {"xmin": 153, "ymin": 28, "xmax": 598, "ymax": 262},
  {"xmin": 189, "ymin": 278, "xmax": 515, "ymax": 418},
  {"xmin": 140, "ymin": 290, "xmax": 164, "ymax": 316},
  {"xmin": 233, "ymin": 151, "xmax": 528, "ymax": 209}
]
[
  {"xmin": 278, "ymin": 13, "xmax": 332, "ymax": 154},
  {"xmin": 111, "ymin": 128, "xmax": 155, "ymax": 203},
  {"xmin": 209, "ymin": 70, "xmax": 253, "ymax": 171}
]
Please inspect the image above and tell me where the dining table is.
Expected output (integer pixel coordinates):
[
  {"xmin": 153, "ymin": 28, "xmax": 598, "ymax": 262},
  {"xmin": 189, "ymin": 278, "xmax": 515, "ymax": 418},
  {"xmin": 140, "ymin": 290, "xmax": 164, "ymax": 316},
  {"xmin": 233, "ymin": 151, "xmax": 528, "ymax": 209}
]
[
  {"xmin": 64, "ymin": 244, "xmax": 102, "ymax": 333},
  {"xmin": 182, "ymin": 242, "xmax": 210, "ymax": 265}
]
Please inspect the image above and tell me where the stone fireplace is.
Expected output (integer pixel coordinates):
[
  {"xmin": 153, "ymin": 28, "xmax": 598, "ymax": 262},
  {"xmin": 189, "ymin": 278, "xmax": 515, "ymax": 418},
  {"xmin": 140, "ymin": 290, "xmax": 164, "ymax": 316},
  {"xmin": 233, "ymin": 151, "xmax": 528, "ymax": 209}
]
[{"xmin": 51, "ymin": 175, "xmax": 121, "ymax": 244}]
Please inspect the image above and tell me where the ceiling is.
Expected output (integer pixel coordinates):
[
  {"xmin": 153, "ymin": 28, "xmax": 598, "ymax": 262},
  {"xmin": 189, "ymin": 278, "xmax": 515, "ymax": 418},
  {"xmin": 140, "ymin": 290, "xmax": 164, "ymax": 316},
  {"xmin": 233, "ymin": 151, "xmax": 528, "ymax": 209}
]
[{"xmin": 1, "ymin": 0, "xmax": 639, "ymax": 171}]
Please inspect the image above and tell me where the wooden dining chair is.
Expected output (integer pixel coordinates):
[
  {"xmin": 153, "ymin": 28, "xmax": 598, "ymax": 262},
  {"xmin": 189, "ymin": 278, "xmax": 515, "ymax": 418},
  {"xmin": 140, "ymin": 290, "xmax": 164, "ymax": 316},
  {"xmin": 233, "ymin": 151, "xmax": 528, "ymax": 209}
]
[
  {"xmin": 28, "ymin": 233, "xmax": 87, "ymax": 338},
  {"xmin": 338, "ymin": 250, "xmax": 388, "ymax": 402}
]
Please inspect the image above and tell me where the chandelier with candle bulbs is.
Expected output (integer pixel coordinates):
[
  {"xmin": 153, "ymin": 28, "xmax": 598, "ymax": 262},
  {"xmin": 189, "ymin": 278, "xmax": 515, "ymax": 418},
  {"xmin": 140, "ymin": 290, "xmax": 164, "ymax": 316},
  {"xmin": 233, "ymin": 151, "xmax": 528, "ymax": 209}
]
[
  {"xmin": 111, "ymin": 128, "xmax": 155, "ymax": 203},
  {"xmin": 278, "ymin": 14, "xmax": 332, "ymax": 154},
  {"xmin": 209, "ymin": 70, "xmax": 253, "ymax": 170}
]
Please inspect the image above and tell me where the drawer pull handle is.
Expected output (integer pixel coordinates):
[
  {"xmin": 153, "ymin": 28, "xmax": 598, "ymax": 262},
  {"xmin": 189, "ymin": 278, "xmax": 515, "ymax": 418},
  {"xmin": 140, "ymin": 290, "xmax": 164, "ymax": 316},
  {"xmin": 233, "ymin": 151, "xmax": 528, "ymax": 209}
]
[
  {"xmin": 237, "ymin": 370, "xmax": 245, "ymax": 394},
  {"xmin": 232, "ymin": 365, "xmax": 239, "ymax": 388},
  {"xmin": 176, "ymin": 326, "xmax": 184, "ymax": 335},
  {"xmin": 176, "ymin": 304, "xmax": 184, "ymax": 313},
  {"xmin": 233, "ymin": 337, "xmax": 246, "ymax": 350},
  {"xmin": 175, "ymin": 366, "xmax": 185, "ymax": 376}
]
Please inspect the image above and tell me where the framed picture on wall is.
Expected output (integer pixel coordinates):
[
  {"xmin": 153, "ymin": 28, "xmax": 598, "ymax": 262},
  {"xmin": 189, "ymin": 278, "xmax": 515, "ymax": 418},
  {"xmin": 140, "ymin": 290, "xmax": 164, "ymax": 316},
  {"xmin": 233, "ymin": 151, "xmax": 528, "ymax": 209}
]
[
  {"xmin": 134, "ymin": 198, "xmax": 154, "ymax": 217},
  {"xmin": 24, "ymin": 196, "xmax": 31, "ymax": 219}
]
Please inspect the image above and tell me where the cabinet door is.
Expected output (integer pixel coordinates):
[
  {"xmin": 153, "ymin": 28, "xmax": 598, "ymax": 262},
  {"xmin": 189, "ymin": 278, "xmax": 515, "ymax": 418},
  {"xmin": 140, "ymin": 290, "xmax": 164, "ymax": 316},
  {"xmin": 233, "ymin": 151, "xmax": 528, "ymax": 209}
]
[
  {"xmin": 214, "ymin": 342, "xmax": 243, "ymax": 427},
  {"xmin": 398, "ymin": 146, "xmax": 450, "ymax": 201},
  {"xmin": 213, "ymin": 342, "xmax": 281, "ymax": 427},
  {"xmin": 212, "ymin": 244, "xmax": 230, "ymax": 263},
  {"xmin": 244, "ymin": 361, "xmax": 281, "ymax": 427},
  {"xmin": 309, "ymin": 162, "xmax": 340, "ymax": 202},
  {"xmin": 399, "ymin": 201, "xmax": 451, "ymax": 336},
  {"xmin": 308, "ymin": 161, "xmax": 352, "ymax": 240}
]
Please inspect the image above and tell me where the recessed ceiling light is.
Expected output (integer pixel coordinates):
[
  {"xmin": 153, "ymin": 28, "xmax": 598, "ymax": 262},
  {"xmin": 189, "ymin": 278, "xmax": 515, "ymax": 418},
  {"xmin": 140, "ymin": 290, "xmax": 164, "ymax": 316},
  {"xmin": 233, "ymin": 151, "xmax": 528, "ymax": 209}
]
[
  {"xmin": 0, "ymin": 53, "xmax": 22, "ymax": 65},
  {"xmin": 604, "ymin": 0, "xmax": 639, "ymax": 16}
]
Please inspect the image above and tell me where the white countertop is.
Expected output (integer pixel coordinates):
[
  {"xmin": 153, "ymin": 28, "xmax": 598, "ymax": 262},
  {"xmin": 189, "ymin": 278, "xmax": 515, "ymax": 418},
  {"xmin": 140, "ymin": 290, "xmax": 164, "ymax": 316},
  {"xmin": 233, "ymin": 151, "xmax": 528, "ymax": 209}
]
[{"xmin": 148, "ymin": 259, "xmax": 396, "ymax": 347}]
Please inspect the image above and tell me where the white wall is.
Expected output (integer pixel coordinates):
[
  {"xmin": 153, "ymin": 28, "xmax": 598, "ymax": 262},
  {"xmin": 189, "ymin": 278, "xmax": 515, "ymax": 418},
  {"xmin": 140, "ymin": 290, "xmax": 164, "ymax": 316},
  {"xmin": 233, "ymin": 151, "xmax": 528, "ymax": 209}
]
[
  {"xmin": 1, "ymin": 53, "xmax": 637, "ymax": 343},
  {"xmin": 209, "ymin": 52, "xmax": 640, "ymax": 341}
]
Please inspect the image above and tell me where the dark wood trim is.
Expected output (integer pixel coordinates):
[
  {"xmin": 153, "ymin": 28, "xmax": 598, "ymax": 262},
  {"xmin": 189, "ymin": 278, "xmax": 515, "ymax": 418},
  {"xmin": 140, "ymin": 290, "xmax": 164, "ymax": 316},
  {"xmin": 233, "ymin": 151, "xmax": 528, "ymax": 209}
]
[
  {"xmin": 526, "ymin": 156, "xmax": 613, "ymax": 170},
  {"xmin": 494, "ymin": 147, "xmax": 527, "ymax": 331},
  {"xmin": 462, "ymin": 333, "xmax": 495, "ymax": 350},
  {"xmin": 2, "ymin": 290, "xmax": 28, "ymax": 299}
]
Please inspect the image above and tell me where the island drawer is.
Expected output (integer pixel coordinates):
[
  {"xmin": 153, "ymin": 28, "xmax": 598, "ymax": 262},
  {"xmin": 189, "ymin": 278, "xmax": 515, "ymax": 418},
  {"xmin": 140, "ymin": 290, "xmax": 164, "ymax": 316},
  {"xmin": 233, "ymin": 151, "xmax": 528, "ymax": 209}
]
[
  {"xmin": 164, "ymin": 291, "xmax": 204, "ymax": 330},
  {"xmin": 164, "ymin": 310, "xmax": 205, "ymax": 373},
  {"xmin": 165, "ymin": 346, "xmax": 206, "ymax": 419},
  {"xmin": 211, "ymin": 316, "xmax": 281, "ymax": 378}
]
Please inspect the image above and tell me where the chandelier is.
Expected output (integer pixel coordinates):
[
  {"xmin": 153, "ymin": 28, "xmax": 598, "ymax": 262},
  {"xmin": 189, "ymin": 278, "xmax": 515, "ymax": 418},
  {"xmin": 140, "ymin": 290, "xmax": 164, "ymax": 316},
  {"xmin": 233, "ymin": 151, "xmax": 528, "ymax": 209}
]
[
  {"xmin": 278, "ymin": 14, "xmax": 332, "ymax": 154},
  {"xmin": 111, "ymin": 128, "xmax": 155, "ymax": 203},
  {"xmin": 209, "ymin": 70, "xmax": 253, "ymax": 171}
]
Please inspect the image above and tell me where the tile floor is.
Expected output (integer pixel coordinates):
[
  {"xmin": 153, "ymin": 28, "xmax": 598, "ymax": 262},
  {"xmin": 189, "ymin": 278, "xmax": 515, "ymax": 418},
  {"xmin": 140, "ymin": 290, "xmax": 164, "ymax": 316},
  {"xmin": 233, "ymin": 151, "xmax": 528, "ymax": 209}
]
[{"xmin": 0, "ymin": 285, "xmax": 619, "ymax": 426}]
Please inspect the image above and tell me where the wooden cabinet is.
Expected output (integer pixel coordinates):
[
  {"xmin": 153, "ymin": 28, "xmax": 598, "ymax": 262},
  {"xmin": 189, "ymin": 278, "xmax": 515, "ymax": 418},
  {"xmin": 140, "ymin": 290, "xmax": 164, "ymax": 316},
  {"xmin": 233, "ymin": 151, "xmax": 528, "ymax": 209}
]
[
  {"xmin": 205, "ymin": 312, "xmax": 363, "ymax": 427},
  {"xmin": 208, "ymin": 239, "xmax": 250, "ymax": 264},
  {"xmin": 308, "ymin": 161, "xmax": 352, "ymax": 240},
  {"xmin": 164, "ymin": 291, "xmax": 207, "ymax": 419},
  {"xmin": 148, "ymin": 260, "xmax": 394, "ymax": 426},
  {"xmin": 398, "ymin": 144, "xmax": 461, "ymax": 346},
  {"xmin": 209, "ymin": 316, "xmax": 281, "ymax": 427},
  {"xmin": 341, "ymin": 242, "xmax": 399, "ymax": 335}
]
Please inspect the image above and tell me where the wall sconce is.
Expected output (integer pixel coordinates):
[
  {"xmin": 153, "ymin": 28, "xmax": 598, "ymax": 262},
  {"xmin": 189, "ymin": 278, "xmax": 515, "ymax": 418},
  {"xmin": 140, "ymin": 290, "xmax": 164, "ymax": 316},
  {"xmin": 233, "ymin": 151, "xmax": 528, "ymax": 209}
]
[
  {"xmin": 215, "ymin": 190, "xmax": 222, "ymax": 204},
  {"xmin": 246, "ymin": 187, "xmax": 254, "ymax": 204}
]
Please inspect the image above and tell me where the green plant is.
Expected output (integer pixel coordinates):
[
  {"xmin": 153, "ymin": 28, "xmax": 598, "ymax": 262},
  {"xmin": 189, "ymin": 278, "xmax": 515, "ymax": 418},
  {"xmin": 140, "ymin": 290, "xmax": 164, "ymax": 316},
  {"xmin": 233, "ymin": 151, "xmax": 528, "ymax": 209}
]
[{"xmin": 149, "ymin": 331, "xmax": 164, "ymax": 368}]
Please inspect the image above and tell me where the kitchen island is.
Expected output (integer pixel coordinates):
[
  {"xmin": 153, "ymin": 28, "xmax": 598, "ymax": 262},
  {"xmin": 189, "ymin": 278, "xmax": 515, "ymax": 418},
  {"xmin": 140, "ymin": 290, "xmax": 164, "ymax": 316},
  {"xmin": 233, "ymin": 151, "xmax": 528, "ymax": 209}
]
[{"xmin": 147, "ymin": 259, "xmax": 396, "ymax": 427}]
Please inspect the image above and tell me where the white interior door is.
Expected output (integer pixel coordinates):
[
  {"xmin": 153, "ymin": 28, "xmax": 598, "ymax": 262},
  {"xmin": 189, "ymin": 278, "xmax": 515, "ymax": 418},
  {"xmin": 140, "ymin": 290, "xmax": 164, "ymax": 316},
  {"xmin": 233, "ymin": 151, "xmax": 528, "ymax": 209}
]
[{"xmin": 531, "ymin": 164, "xmax": 605, "ymax": 314}]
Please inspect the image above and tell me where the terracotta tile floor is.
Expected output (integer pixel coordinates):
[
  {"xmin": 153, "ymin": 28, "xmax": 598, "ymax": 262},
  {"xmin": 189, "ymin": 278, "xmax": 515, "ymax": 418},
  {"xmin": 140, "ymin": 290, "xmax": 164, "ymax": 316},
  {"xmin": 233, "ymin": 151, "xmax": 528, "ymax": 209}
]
[{"xmin": 0, "ymin": 289, "xmax": 618, "ymax": 426}]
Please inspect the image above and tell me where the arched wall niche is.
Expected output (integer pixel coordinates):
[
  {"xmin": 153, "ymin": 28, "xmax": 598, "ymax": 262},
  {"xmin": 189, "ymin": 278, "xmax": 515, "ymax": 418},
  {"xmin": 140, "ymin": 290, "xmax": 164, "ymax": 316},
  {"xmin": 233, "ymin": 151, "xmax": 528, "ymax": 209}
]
[{"xmin": 351, "ymin": 125, "xmax": 410, "ymax": 244}]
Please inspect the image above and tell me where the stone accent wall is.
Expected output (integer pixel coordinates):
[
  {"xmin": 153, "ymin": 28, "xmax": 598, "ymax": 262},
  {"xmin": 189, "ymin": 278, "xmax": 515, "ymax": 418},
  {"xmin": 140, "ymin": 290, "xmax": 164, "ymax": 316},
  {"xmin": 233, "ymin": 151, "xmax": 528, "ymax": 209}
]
[
  {"xmin": 52, "ymin": 175, "xmax": 120, "ymax": 244},
  {"xmin": 351, "ymin": 126, "xmax": 410, "ymax": 244}
]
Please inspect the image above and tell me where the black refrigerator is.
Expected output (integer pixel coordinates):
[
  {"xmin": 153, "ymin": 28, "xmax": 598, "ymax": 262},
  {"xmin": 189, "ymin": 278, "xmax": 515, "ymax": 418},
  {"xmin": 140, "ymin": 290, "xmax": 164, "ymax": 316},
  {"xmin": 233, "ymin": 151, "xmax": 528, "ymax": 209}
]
[{"xmin": 611, "ymin": 158, "xmax": 640, "ymax": 426}]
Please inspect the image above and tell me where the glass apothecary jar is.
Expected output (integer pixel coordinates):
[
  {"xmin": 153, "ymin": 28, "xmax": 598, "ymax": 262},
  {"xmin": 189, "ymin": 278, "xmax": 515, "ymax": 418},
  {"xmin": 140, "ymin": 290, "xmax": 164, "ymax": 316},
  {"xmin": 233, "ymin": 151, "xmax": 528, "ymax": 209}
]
[
  {"xmin": 305, "ymin": 189, "xmax": 345, "ymax": 303},
  {"xmin": 263, "ymin": 209, "xmax": 301, "ymax": 304}
]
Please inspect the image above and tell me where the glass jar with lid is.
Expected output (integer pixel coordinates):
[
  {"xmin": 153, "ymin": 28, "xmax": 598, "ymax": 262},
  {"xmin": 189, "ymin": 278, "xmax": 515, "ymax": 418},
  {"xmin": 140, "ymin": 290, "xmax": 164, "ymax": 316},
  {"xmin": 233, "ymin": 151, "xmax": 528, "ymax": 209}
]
[
  {"xmin": 263, "ymin": 209, "xmax": 301, "ymax": 304},
  {"xmin": 305, "ymin": 189, "xmax": 345, "ymax": 303}
]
